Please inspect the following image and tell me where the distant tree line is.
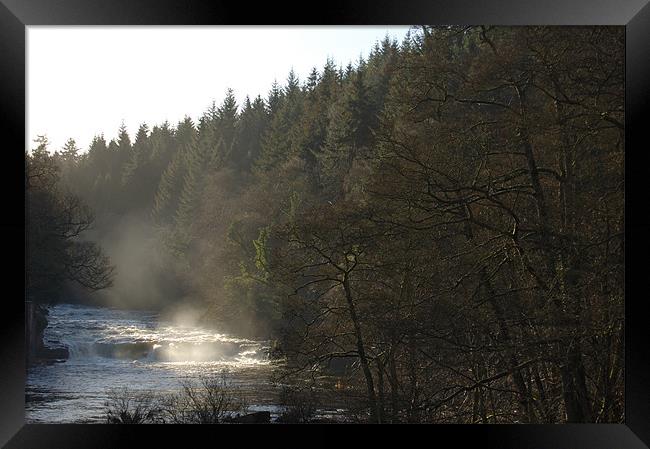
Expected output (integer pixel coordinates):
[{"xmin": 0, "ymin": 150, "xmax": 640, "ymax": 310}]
[
  {"xmin": 26, "ymin": 137, "xmax": 114, "ymax": 304},
  {"xmin": 27, "ymin": 26, "xmax": 624, "ymax": 423}
]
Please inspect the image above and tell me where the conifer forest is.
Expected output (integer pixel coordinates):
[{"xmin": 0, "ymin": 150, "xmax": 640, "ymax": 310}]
[{"xmin": 26, "ymin": 26, "xmax": 624, "ymax": 424}]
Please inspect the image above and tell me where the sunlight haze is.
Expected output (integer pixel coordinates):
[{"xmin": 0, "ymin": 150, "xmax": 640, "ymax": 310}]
[{"xmin": 27, "ymin": 26, "xmax": 412, "ymax": 152}]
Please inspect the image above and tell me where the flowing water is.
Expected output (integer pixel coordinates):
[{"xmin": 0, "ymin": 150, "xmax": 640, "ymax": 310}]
[{"xmin": 26, "ymin": 303, "xmax": 286, "ymax": 423}]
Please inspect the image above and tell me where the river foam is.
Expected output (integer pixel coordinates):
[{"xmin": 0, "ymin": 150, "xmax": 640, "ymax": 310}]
[{"xmin": 26, "ymin": 303, "xmax": 277, "ymax": 423}]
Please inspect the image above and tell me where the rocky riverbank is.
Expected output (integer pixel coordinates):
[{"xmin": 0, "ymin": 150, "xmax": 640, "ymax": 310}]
[{"xmin": 26, "ymin": 302, "xmax": 69, "ymax": 365}]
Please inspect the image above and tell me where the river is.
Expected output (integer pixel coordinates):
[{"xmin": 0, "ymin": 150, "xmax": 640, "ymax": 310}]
[{"xmin": 25, "ymin": 303, "xmax": 290, "ymax": 423}]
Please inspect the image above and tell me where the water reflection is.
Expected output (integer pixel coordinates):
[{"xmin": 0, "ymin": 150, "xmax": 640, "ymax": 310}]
[{"xmin": 26, "ymin": 303, "xmax": 278, "ymax": 423}]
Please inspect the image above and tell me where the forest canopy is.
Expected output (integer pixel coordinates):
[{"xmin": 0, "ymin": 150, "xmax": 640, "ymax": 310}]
[{"xmin": 26, "ymin": 26, "xmax": 624, "ymax": 423}]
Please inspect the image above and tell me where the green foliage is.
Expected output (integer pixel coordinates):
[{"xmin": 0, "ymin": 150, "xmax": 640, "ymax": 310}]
[
  {"xmin": 252, "ymin": 226, "xmax": 271, "ymax": 278},
  {"xmin": 255, "ymin": 72, "xmax": 305, "ymax": 173},
  {"xmin": 42, "ymin": 27, "xmax": 623, "ymax": 423},
  {"xmin": 26, "ymin": 143, "xmax": 114, "ymax": 304}
]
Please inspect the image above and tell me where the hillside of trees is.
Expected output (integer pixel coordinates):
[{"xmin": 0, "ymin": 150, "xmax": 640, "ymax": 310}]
[{"xmin": 26, "ymin": 26, "xmax": 624, "ymax": 423}]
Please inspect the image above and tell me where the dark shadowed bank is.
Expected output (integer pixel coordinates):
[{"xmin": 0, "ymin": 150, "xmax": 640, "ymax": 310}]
[{"xmin": 25, "ymin": 302, "xmax": 68, "ymax": 364}]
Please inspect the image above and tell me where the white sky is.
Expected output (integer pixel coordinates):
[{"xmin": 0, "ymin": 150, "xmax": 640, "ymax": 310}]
[{"xmin": 27, "ymin": 26, "xmax": 412, "ymax": 152}]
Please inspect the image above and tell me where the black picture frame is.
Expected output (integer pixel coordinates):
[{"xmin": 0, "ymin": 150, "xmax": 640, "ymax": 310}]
[{"xmin": 1, "ymin": 1, "xmax": 648, "ymax": 447}]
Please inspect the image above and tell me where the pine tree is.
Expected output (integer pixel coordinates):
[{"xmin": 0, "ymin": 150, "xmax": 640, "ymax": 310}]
[
  {"xmin": 174, "ymin": 142, "xmax": 209, "ymax": 240},
  {"xmin": 285, "ymin": 69, "xmax": 300, "ymax": 97},
  {"xmin": 153, "ymin": 152, "xmax": 184, "ymax": 224},
  {"xmin": 305, "ymin": 67, "xmax": 319, "ymax": 91},
  {"xmin": 217, "ymin": 88, "xmax": 240, "ymax": 165},
  {"xmin": 152, "ymin": 118, "xmax": 198, "ymax": 225},
  {"xmin": 121, "ymin": 123, "xmax": 150, "ymax": 187},
  {"xmin": 291, "ymin": 58, "xmax": 342, "ymax": 185},
  {"xmin": 319, "ymin": 65, "xmax": 374, "ymax": 197},
  {"xmin": 267, "ymin": 80, "xmax": 284, "ymax": 116},
  {"xmin": 255, "ymin": 72, "xmax": 304, "ymax": 173},
  {"xmin": 60, "ymin": 138, "xmax": 80, "ymax": 166},
  {"xmin": 235, "ymin": 95, "xmax": 268, "ymax": 172},
  {"xmin": 56, "ymin": 138, "xmax": 82, "ymax": 188}
]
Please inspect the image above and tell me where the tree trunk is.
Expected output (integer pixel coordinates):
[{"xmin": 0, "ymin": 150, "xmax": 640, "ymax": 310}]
[
  {"xmin": 388, "ymin": 339, "xmax": 400, "ymax": 422},
  {"xmin": 376, "ymin": 358, "xmax": 386, "ymax": 423},
  {"xmin": 342, "ymin": 274, "xmax": 379, "ymax": 422},
  {"xmin": 517, "ymin": 85, "xmax": 592, "ymax": 422}
]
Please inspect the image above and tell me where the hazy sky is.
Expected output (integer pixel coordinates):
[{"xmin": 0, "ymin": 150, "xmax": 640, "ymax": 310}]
[{"xmin": 27, "ymin": 26, "xmax": 412, "ymax": 152}]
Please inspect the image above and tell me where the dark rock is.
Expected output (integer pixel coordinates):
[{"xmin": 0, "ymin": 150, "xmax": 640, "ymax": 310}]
[
  {"xmin": 26, "ymin": 302, "xmax": 70, "ymax": 365},
  {"xmin": 227, "ymin": 411, "xmax": 271, "ymax": 424},
  {"xmin": 269, "ymin": 340, "xmax": 284, "ymax": 360},
  {"xmin": 309, "ymin": 418, "xmax": 340, "ymax": 423},
  {"xmin": 38, "ymin": 345, "xmax": 69, "ymax": 361}
]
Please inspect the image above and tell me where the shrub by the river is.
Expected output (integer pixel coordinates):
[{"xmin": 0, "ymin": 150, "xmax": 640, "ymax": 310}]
[
  {"xmin": 161, "ymin": 374, "xmax": 248, "ymax": 424},
  {"xmin": 276, "ymin": 386, "xmax": 321, "ymax": 423},
  {"xmin": 105, "ymin": 388, "xmax": 163, "ymax": 424},
  {"xmin": 105, "ymin": 372, "xmax": 248, "ymax": 424}
]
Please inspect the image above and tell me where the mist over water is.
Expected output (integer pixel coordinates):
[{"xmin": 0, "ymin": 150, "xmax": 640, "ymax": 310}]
[
  {"xmin": 84, "ymin": 213, "xmax": 190, "ymax": 311},
  {"xmin": 26, "ymin": 303, "xmax": 279, "ymax": 423}
]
